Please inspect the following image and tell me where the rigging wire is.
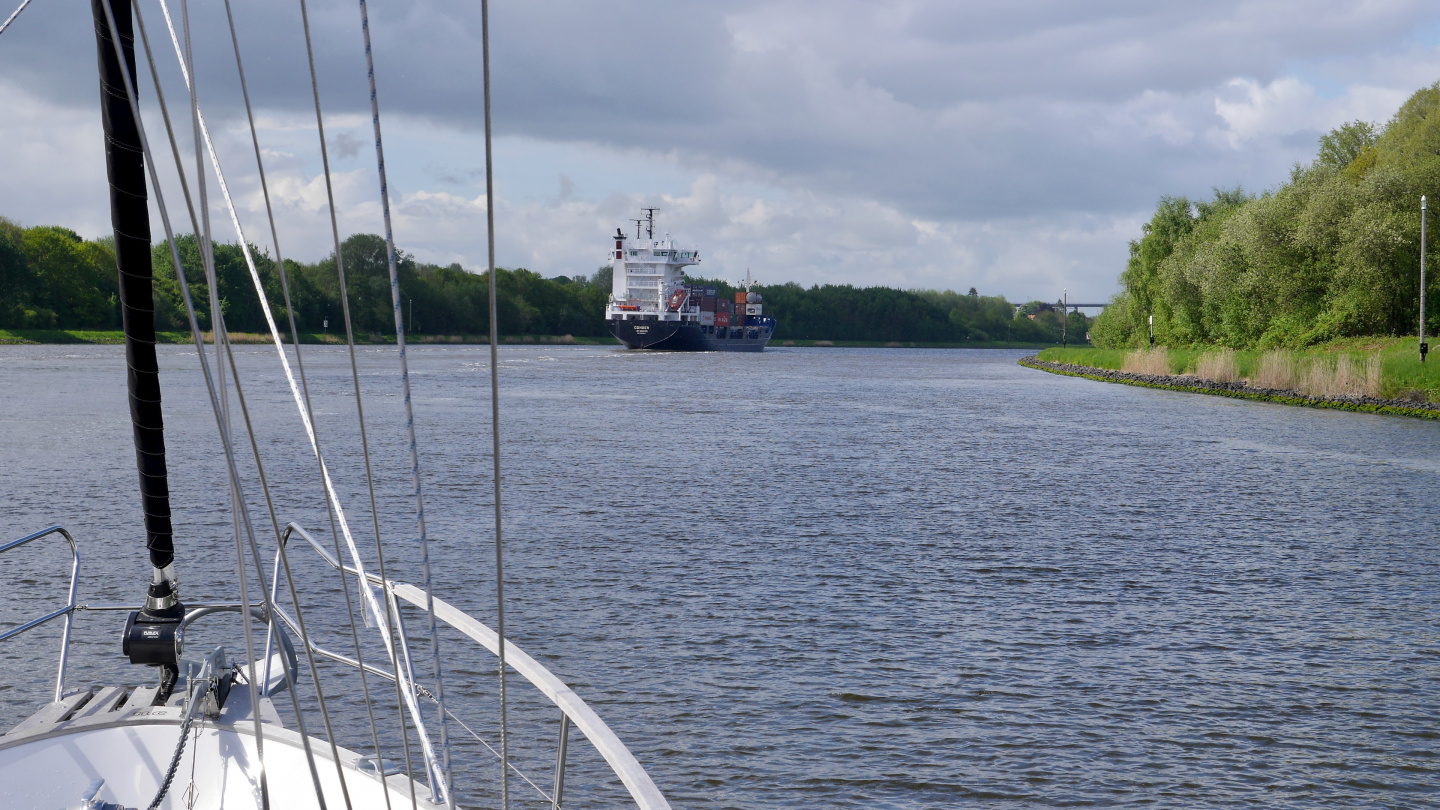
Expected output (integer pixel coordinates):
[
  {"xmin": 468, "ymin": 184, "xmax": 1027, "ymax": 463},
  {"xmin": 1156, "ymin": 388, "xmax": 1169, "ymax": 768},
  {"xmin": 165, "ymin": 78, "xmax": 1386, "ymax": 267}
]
[
  {"xmin": 102, "ymin": 2, "xmax": 531, "ymax": 807},
  {"xmin": 215, "ymin": 0, "xmax": 417, "ymax": 805},
  {"xmin": 292, "ymin": 0, "xmax": 409, "ymax": 804},
  {"xmin": 0, "ymin": 0, "xmax": 33, "ymax": 37},
  {"xmin": 351, "ymin": 1, "xmax": 434, "ymax": 807},
  {"xmin": 92, "ymin": 4, "xmax": 282, "ymax": 809},
  {"xmin": 421, "ymin": 691, "xmax": 551, "ymax": 804},
  {"xmin": 131, "ymin": 3, "xmax": 198, "ymax": 238},
  {"xmin": 129, "ymin": 4, "xmax": 329, "ymax": 804},
  {"xmin": 203, "ymin": 2, "xmax": 395, "ymax": 807},
  {"xmin": 289, "ymin": 0, "xmax": 397, "ymax": 795},
  {"xmin": 148, "ymin": 0, "xmax": 445, "ymax": 795},
  {"xmin": 215, "ymin": 308, "xmax": 337, "ymax": 806},
  {"xmin": 146, "ymin": 0, "xmax": 401, "ymax": 803},
  {"xmin": 153, "ymin": 0, "xmax": 429, "ymax": 792},
  {"xmin": 176, "ymin": 1, "xmax": 270, "ymax": 806},
  {"xmin": 480, "ymin": 2, "xmax": 512, "ymax": 808}
]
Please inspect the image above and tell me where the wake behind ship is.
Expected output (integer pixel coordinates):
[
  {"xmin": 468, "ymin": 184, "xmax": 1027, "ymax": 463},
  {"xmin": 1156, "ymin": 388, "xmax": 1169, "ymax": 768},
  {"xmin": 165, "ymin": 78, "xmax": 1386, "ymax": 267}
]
[{"xmin": 606, "ymin": 209, "xmax": 775, "ymax": 351}]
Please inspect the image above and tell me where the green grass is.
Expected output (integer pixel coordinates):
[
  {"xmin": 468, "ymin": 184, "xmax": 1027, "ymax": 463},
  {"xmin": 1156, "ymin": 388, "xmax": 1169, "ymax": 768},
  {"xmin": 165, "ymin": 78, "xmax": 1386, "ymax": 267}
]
[
  {"xmin": 1020, "ymin": 355, "xmax": 1440, "ymax": 420},
  {"xmin": 1038, "ymin": 337, "xmax": 1440, "ymax": 400},
  {"xmin": 777, "ymin": 338, "xmax": 1063, "ymax": 349},
  {"xmin": 0, "ymin": 328, "xmax": 195, "ymax": 345}
]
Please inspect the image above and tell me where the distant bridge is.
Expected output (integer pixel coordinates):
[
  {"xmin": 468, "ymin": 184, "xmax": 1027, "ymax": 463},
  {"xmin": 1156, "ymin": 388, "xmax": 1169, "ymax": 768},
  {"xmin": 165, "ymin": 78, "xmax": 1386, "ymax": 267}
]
[{"xmin": 1014, "ymin": 301, "xmax": 1109, "ymax": 311}]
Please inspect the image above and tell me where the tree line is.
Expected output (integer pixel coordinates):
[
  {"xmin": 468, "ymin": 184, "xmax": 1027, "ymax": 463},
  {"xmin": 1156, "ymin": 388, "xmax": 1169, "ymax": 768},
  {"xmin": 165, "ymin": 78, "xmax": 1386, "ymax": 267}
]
[
  {"xmin": 0, "ymin": 220, "xmax": 1086, "ymax": 344},
  {"xmin": 1092, "ymin": 81, "xmax": 1440, "ymax": 349},
  {"xmin": 0, "ymin": 226, "xmax": 613, "ymax": 337},
  {"xmin": 692, "ymin": 276, "xmax": 1085, "ymax": 343}
]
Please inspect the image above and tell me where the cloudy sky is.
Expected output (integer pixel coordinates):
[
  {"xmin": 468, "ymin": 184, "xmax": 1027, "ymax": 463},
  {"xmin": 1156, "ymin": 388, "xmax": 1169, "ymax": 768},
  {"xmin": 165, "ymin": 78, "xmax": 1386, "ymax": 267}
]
[{"xmin": 2, "ymin": 0, "xmax": 1439, "ymax": 301}]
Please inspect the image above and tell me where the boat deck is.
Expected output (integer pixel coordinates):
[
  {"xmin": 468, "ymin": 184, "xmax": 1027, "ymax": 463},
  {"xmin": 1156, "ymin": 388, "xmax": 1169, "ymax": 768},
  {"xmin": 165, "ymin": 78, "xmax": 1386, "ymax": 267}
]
[{"xmin": 0, "ymin": 682, "xmax": 438, "ymax": 810}]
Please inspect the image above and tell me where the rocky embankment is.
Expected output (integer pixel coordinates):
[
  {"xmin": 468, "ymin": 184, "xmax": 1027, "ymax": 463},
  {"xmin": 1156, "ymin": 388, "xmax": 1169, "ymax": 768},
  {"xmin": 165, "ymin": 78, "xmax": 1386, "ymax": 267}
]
[{"xmin": 1020, "ymin": 356, "xmax": 1440, "ymax": 420}]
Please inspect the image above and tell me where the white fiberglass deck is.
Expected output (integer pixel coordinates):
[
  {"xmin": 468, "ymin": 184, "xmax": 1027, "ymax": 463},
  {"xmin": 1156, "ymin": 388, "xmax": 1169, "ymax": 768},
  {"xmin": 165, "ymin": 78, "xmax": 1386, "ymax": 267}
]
[{"xmin": 0, "ymin": 688, "xmax": 437, "ymax": 810}]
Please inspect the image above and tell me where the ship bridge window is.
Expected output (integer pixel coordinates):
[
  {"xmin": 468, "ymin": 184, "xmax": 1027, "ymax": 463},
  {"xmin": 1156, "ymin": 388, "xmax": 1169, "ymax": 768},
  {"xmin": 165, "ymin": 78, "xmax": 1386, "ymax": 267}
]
[
  {"xmin": 654, "ymin": 250, "xmax": 671, "ymax": 258},
  {"xmin": 628, "ymin": 250, "xmax": 640, "ymax": 257}
]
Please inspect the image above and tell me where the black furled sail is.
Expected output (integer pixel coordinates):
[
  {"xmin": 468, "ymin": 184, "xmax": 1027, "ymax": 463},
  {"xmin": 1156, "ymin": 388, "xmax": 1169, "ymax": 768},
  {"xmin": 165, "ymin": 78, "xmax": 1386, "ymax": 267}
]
[{"xmin": 92, "ymin": 0, "xmax": 184, "ymax": 687}]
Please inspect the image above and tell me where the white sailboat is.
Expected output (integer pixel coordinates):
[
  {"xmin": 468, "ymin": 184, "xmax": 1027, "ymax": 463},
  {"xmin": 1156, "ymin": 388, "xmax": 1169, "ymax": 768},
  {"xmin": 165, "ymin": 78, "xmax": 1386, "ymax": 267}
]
[{"xmin": 0, "ymin": 1, "xmax": 671, "ymax": 808}]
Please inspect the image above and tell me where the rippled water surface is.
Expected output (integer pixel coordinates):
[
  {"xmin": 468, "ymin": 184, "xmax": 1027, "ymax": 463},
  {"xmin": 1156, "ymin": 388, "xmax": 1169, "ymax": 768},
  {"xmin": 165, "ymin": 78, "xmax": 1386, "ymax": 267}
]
[{"xmin": 1, "ymin": 344, "xmax": 1438, "ymax": 808}]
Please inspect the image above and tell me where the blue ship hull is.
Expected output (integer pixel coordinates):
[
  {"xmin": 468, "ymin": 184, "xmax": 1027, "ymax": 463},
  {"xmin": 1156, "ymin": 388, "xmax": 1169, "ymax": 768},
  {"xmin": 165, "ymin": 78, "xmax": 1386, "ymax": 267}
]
[{"xmin": 608, "ymin": 319, "xmax": 772, "ymax": 351}]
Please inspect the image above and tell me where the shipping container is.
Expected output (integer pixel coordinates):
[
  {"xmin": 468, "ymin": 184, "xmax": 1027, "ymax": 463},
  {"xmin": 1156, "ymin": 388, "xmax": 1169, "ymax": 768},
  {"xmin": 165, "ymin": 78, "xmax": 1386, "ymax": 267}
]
[
  {"xmin": 745, "ymin": 304, "xmax": 762, "ymax": 316},
  {"xmin": 718, "ymin": 299, "xmax": 733, "ymax": 314},
  {"xmin": 700, "ymin": 312, "xmax": 715, "ymax": 326},
  {"xmin": 715, "ymin": 312, "xmax": 731, "ymax": 327},
  {"xmin": 735, "ymin": 291, "xmax": 748, "ymax": 305},
  {"xmin": 701, "ymin": 296, "xmax": 717, "ymax": 312}
]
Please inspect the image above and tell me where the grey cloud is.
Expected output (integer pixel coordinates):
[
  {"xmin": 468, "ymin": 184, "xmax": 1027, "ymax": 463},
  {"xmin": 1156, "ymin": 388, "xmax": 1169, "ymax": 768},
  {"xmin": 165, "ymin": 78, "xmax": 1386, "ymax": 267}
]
[
  {"xmin": 329, "ymin": 130, "xmax": 362, "ymax": 159},
  {"xmin": 3, "ymin": 0, "xmax": 1437, "ymax": 256}
]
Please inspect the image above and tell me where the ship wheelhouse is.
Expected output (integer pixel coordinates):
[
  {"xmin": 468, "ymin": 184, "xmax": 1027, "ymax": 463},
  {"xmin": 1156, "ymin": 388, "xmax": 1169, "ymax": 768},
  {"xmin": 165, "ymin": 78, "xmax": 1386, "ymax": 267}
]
[{"xmin": 606, "ymin": 209, "xmax": 703, "ymax": 323}]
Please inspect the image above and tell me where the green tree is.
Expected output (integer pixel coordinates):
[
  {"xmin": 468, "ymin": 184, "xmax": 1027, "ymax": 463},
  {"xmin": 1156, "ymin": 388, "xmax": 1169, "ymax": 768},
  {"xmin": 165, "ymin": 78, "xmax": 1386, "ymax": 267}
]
[
  {"xmin": 21, "ymin": 226, "xmax": 116, "ymax": 328},
  {"xmin": 0, "ymin": 218, "xmax": 37, "ymax": 327},
  {"xmin": 1316, "ymin": 120, "xmax": 1377, "ymax": 173},
  {"xmin": 1094, "ymin": 81, "xmax": 1440, "ymax": 349}
]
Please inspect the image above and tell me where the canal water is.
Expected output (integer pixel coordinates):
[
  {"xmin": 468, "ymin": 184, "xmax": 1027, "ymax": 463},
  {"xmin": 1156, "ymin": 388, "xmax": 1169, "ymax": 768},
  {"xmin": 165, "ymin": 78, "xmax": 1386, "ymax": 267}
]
[{"xmin": 1, "ymin": 344, "xmax": 1436, "ymax": 808}]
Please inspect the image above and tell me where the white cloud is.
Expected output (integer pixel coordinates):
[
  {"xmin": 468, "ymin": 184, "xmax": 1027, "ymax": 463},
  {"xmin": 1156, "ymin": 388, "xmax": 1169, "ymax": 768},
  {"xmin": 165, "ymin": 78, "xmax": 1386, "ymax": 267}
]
[
  {"xmin": 1210, "ymin": 76, "xmax": 1413, "ymax": 150},
  {"xmin": 1213, "ymin": 77, "xmax": 1322, "ymax": 148}
]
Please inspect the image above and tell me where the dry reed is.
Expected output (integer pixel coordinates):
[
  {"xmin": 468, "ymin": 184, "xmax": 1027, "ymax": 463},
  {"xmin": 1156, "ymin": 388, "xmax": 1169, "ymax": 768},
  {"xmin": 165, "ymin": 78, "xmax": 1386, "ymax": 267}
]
[
  {"xmin": 1300, "ymin": 353, "xmax": 1381, "ymax": 398},
  {"xmin": 1250, "ymin": 350, "xmax": 1299, "ymax": 390},
  {"xmin": 1122, "ymin": 347, "xmax": 1172, "ymax": 375},
  {"xmin": 1195, "ymin": 348, "xmax": 1239, "ymax": 383},
  {"xmin": 1247, "ymin": 350, "xmax": 1381, "ymax": 397}
]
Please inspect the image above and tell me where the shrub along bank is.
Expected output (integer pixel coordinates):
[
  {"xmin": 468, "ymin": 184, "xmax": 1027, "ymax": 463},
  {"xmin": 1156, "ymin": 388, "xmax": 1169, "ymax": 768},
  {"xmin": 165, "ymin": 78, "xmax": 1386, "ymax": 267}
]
[{"xmin": 1038, "ymin": 338, "xmax": 1440, "ymax": 401}]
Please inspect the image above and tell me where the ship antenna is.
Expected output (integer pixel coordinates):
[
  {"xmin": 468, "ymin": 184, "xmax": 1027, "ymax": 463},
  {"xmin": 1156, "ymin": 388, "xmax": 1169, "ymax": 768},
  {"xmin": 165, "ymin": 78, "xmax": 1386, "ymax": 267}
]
[
  {"xmin": 630, "ymin": 218, "xmax": 643, "ymax": 239},
  {"xmin": 642, "ymin": 207, "xmax": 658, "ymax": 240}
]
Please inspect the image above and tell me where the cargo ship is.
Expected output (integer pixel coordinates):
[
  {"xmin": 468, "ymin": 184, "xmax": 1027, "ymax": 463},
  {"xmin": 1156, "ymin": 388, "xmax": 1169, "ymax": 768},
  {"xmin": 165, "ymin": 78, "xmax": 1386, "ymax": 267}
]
[{"xmin": 606, "ymin": 209, "xmax": 774, "ymax": 351}]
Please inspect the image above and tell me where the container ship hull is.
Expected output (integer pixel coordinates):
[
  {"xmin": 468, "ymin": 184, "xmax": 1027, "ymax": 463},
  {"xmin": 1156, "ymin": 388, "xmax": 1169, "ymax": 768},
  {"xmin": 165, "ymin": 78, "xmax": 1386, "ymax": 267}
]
[{"xmin": 609, "ymin": 319, "xmax": 771, "ymax": 352}]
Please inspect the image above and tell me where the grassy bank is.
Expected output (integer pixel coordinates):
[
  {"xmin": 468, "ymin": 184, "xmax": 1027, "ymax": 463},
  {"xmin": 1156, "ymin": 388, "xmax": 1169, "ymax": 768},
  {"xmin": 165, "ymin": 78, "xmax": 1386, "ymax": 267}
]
[
  {"xmin": 1038, "ymin": 337, "xmax": 1440, "ymax": 401},
  {"xmin": 777, "ymin": 338, "xmax": 1061, "ymax": 349}
]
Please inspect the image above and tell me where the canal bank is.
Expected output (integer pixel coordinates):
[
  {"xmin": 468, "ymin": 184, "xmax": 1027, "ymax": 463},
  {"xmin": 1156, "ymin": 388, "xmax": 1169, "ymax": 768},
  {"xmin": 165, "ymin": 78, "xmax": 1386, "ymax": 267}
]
[{"xmin": 1021, "ymin": 354, "xmax": 1440, "ymax": 420}]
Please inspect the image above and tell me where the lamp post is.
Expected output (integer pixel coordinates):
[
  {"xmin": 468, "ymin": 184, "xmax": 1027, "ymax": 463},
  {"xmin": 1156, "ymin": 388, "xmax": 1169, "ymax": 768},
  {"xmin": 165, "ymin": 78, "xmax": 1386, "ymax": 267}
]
[
  {"xmin": 1422, "ymin": 196, "xmax": 1429, "ymax": 362},
  {"xmin": 1148, "ymin": 313, "xmax": 1154, "ymax": 350},
  {"xmin": 1062, "ymin": 288, "xmax": 1068, "ymax": 348}
]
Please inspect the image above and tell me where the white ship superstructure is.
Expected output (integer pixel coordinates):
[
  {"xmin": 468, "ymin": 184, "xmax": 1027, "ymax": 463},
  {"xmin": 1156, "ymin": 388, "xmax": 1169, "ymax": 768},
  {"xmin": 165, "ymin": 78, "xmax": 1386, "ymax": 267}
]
[
  {"xmin": 607, "ymin": 208, "xmax": 702, "ymax": 322},
  {"xmin": 605, "ymin": 209, "xmax": 774, "ymax": 351}
]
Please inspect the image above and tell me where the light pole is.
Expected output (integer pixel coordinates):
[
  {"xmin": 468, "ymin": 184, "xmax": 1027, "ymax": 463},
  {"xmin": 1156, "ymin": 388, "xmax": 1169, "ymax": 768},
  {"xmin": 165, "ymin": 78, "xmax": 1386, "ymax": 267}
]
[
  {"xmin": 1422, "ymin": 196, "xmax": 1429, "ymax": 362},
  {"xmin": 1062, "ymin": 288, "xmax": 1068, "ymax": 348},
  {"xmin": 1148, "ymin": 313, "xmax": 1154, "ymax": 350}
]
